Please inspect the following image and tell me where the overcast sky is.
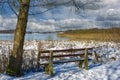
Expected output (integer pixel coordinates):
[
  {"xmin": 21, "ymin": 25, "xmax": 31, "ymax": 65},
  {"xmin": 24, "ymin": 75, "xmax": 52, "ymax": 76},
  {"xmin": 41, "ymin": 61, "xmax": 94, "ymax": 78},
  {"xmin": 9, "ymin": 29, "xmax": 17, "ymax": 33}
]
[{"xmin": 0, "ymin": 0, "xmax": 120, "ymax": 32}]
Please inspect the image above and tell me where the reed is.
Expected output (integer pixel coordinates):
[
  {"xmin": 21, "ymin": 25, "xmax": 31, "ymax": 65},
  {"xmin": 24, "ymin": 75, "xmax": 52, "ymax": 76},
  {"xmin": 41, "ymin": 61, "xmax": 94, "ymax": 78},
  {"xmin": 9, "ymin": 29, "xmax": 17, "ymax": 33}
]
[{"xmin": 58, "ymin": 28, "xmax": 120, "ymax": 42}]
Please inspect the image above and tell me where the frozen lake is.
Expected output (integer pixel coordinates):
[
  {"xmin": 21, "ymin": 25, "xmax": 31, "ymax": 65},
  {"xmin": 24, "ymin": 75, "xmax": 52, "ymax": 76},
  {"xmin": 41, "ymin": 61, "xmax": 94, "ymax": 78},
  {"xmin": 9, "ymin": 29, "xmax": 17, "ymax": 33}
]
[{"xmin": 0, "ymin": 33, "xmax": 67, "ymax": 40}]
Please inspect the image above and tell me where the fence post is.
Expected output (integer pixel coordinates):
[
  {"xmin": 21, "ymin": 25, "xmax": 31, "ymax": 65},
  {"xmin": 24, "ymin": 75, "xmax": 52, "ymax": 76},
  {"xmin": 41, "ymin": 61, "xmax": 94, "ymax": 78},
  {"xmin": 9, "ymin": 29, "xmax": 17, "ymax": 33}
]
[
  {"xmin": 49, "ymin": 50, "xmax": 54, "ymax": 76},
  {"xmin": 84, "ymin": 48, "xmax": 88, "ymax": 70}
]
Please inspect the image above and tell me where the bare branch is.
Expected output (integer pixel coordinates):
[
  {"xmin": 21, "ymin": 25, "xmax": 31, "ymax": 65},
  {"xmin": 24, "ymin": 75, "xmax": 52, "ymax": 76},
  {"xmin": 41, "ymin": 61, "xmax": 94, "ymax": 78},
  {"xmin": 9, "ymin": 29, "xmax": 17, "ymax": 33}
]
[
  {"xmin": 29, "ymin": 0, "xmax": 72, "ymax": 8},
  {"xmin": 7, "ymin": 1, "xmax": 18, "ymax": 16},
  {"xmin": 28, "ymin": 0, "xmax": 73, "ymax": 15},
  {"xmin": 29, "ymin": 7, "xmax": 55, "ymax": 15},
  {"xmin": 0, "ymin": 0, "xmax": 102, "ymax": 16}
]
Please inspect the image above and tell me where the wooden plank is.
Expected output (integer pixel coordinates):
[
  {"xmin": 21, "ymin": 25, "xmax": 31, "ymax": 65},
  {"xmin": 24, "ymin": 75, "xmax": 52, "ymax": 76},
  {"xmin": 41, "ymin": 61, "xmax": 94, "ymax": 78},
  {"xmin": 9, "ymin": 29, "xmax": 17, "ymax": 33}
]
[
  {"xmin": 40, "ymin": 58, "xmax": 85, "ymax": 65},
  {"xmin": 40, "ymin": 54, "xmax": 85, "ymax": 58},
  {"xmin": 40, "ymin": 48, "xmax": 93, "ymax": 53},
  {"xmin": 40, "ymin": 52, "xmax": 92, "ymax": 59},
  {"xmin": 40, "ymin": 60, "xmax": 83, "ymax": 65}
]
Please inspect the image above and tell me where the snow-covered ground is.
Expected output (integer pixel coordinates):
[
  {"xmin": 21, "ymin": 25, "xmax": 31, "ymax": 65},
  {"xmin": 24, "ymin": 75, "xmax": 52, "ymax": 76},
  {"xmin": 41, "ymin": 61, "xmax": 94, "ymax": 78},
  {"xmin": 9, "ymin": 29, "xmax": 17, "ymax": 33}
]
[
  {"xmin": 0, "ymin": 40, "xmax": 120, "ymax": 80},
  {"xmin": 0, "ymin": 60, "xmax": 120, "ymax": 80}
]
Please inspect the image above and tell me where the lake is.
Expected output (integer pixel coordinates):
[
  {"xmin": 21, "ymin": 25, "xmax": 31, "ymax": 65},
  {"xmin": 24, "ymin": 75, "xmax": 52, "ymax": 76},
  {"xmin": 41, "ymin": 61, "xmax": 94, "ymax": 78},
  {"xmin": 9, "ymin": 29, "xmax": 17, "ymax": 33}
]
[{"xmin": 0, "ymin": 33, "xmax": 68, "ymax": 40}]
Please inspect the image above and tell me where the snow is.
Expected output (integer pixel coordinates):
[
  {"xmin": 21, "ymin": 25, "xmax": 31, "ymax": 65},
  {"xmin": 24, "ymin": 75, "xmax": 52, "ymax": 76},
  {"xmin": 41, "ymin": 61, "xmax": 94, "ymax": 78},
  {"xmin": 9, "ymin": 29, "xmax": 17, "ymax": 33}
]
[
  {"xmin": 0, "ymin": 40, "xmax": 120, "ymax": 80},
  {"xmin": 0, "ymin": 60, "xmax": 120, "ymax": 80}
]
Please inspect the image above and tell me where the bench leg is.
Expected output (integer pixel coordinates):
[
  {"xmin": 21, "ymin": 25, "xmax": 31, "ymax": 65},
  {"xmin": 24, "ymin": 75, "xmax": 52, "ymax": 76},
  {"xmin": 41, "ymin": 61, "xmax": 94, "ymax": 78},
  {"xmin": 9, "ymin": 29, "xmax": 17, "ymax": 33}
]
[
  {"xmin": 92, "ymin": 51, "xmax": 99, "ymax": 64},
  {"xmin": 49, "ymin": 63, "xmax": 53, "ymax": 76},
  {"xmin": 45, "ymin": 63, "xmax": 53, "ymax": 76},
  {"xmin": 49, "ymin": 51, "xmax": 54, "ymax": 76},
  {"xmin": 84, "ymin": 48, "xmax": 88, "ymax": 70},
  {"xmin": 45, "ymin": 64, "xmax": 49, "ymax": 74},
  {"xmin": 78, "ymin": 60, "xmax": 84, "ymax": 68}
]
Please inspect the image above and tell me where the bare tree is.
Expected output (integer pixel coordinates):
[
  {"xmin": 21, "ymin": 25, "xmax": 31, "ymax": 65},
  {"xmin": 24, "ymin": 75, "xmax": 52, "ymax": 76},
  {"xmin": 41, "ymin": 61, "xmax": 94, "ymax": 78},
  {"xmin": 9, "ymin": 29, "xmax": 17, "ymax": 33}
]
[{"xmin": 0, "ymin": 0, "xmax": 101, "ymax": 76}]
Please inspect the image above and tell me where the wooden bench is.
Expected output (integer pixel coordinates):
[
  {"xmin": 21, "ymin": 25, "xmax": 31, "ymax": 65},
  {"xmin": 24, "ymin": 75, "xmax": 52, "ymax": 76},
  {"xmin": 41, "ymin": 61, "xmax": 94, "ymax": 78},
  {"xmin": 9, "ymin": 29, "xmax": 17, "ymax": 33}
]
[{"xmin": 37, "ymin": 48, "xmax": 96, "ymax": 76}]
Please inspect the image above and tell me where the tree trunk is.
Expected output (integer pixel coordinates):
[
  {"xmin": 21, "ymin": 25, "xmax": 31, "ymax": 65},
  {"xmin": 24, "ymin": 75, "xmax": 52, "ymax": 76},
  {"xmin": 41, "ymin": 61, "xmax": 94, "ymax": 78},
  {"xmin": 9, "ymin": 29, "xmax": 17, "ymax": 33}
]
[{"xmin": 6, "ymin": 0, "xmax": 30, "ymax": 76}]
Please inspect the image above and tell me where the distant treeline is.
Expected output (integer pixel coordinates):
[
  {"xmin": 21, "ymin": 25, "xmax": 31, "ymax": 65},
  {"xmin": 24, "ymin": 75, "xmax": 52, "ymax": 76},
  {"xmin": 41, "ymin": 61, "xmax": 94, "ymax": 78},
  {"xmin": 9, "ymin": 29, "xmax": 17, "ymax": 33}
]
[
  {"xmin": 0, "ymin": 30, "xmax": 64, "ymax": 34},
  {"xmin": 0, "ymin": 30, "xmax": 15, "ymax": 33}
]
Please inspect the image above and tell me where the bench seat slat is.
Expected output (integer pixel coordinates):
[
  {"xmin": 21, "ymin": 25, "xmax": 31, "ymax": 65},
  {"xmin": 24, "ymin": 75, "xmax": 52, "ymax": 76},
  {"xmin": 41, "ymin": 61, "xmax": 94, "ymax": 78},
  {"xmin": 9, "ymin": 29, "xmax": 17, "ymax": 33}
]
[
  {"xmin": 40, "ymin": 53, "xmax": 92, "ymax": 59},
  {"xmin": 40, "ymin": 54, "xmax": 85, "ymax": 58},
  {"xmin": 40, "ymin": 58, "xmax": 85, "ymax": 65}
]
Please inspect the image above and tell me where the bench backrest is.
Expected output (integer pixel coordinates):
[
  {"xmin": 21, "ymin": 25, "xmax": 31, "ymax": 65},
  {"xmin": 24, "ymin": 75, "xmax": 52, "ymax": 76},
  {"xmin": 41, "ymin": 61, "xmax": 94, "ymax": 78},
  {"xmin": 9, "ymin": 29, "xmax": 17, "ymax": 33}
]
[{"xmin": 38, "ymin": 48, "xmax": 93, "ymax": 65}]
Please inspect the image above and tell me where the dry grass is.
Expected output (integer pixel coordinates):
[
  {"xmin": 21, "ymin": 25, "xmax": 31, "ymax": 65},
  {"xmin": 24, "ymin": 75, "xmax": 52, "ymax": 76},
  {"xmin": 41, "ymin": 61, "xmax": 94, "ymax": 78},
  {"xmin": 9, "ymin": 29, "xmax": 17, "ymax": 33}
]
[{"xmin": 58, "ymin": 28, "xmax": 120, "ymax": 42}]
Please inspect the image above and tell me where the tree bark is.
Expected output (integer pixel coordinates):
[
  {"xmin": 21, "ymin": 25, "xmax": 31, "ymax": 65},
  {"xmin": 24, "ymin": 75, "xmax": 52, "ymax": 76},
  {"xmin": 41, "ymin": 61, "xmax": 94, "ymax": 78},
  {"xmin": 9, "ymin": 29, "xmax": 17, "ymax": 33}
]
[{"xmin": 6, "ymin": 0, "xmax": 30, "ymax": 76}]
